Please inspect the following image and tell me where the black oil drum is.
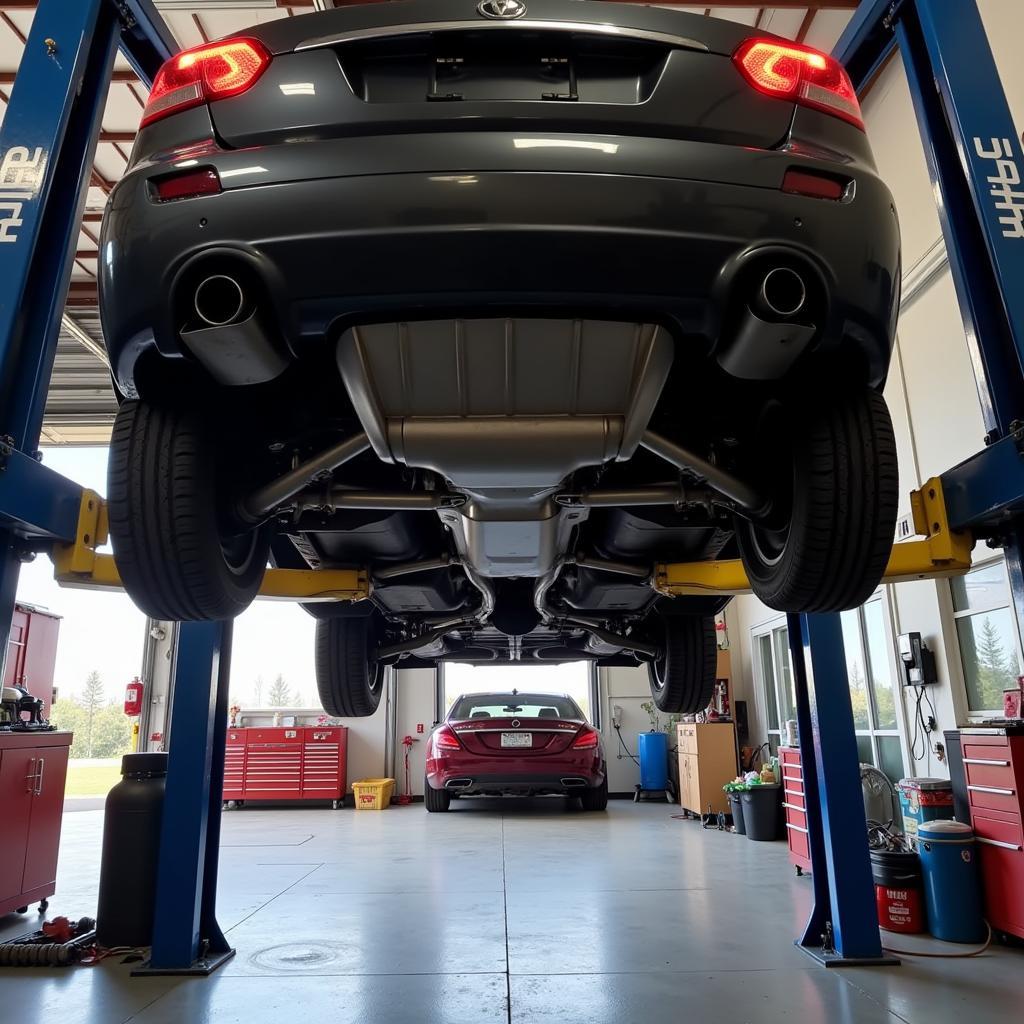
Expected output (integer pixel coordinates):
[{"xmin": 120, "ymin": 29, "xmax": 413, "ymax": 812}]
[{"xmin": 96, "ymin": 752, "xmax": 168, "ymax": 948}]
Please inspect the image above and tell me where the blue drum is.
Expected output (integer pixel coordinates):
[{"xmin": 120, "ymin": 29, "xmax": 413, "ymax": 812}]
[
  {"xmin": 916, "ymin": 820, "xmax": 986, "ymax": 943},
  {"xmin": 638, "ymin": 731, "xmax": 669, "ymax": 791}
]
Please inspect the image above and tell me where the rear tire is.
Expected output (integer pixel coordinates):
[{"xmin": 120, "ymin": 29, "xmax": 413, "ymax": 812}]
[
  {"xmin": 108, "ymin": 399, "xmax": 270, "ymax": 620},
  {"xmin": 734, "ymin": 387, "xmax": 898, "ymax": 613},
  {"xmin": 580, "ymin": 776, "xmax": 609, "ymax": 811},
  {"xmin": 315, "ymin": 612, "xmax": 386, "ymax": 718},
  {"xmin": 424, "ymin": 777, "xmax": 451, "ymax": 812},
  {"xmin": 646, "ymin": 611, "xmax": 716, "ymax": 714}
]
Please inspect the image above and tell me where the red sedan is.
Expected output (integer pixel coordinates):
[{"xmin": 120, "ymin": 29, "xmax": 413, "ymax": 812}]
[{"xmin": 424, "ymin": 691, "xmax": 608, "ymax": 812}]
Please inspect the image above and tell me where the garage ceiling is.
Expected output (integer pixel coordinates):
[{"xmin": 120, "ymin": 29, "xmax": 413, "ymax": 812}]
[{"xmin": 0, "ymin": 0, "xmax": 856, "ymax": 446}]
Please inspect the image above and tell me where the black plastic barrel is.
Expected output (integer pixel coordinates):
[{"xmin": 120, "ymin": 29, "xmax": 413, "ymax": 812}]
[
  {"xmin": 740, "ymin": 784, "xmax": 781, "ymax": 841},
  {"xmin": 728, "ymin": 792, "xmax": 746, "ymax": 834},
  {"xmin": 96, "ymin": 752, "xmax": 168, "ymax": 948}
]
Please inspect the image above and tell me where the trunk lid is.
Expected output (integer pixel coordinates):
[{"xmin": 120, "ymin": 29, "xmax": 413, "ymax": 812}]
[
  {"xmin": 452, "ymin": 716, "xmax": 585, "ymax": 756},
  {"xmin": 206, "ymin": 1, "xmax": 794, "ymax": 152}
]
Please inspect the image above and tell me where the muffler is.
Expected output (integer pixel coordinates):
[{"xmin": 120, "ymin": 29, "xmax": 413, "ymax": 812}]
[
  {"xmin": 716, "ymin": 265, "xmax": 817, "ymax": 381},
  {"xmin": 179, "ymin": 270, "xmax": 289, "ymax": 386}
]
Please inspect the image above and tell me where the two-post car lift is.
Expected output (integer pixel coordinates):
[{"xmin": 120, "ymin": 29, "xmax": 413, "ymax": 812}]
[{"xmin": 0, "ymin": 0, "xmax": 1020, "ymax": 973}]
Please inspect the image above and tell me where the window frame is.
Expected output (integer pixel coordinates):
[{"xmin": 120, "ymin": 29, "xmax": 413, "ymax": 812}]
[
  {"xmin": 948, "ymin": 555, "xmax": 1024, "ymax": 719},
  {"xmin": 750, "ymin": 590, "xmax": 909, "ymax": 782}
]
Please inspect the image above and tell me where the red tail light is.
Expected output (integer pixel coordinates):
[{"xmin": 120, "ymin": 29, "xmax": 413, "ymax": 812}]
[
  {"xmin": 434, "ymin": 726, "xmax": 461, "ymax": 751},
  {"xmin": 733, "ymin": 38, "xmax": 863, "ymax": 131},
  {"xmin": 142, "ymin": 38, "xmax": 271, "ymax": 128},
  {"xmin": 572, "ymin": 728, "xmax": 600, "ymax": 750}
]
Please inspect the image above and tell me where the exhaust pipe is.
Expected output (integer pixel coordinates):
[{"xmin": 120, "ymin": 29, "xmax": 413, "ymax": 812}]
[
  {"xmin": 716, "ymin": 264, "xmax": 818, "ymax": 382},
  {"xmin": 194, "ymin": 274, "xmax": 247, "ymax": 326},
  {"xmin": 445, "ymin": 779, "xmax": 473, "ymax": 790},
  {"xmin": 755, "ymin": 266, "xmax": 807, "ymax": 319},
  {"xmin": 561, "ymin": 778, "xmax": 587, "ymax": 788}
]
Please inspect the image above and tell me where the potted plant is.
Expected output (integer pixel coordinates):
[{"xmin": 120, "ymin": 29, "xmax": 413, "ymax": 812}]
[{"xmin": 723, "ymin": 780, "xmax": 749, "ymax": 835}]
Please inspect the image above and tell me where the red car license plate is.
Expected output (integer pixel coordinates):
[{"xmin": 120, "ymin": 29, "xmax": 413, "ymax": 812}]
[{"xmin": 501, "ymin": 732, "xmax": 532, "ymax": 748}]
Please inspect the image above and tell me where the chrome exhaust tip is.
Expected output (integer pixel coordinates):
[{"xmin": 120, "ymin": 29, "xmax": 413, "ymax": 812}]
[
  {"xmin": 757, "ymin": 266, "xmax": 807, "ymax": 319},
  {"xmin": 194, "ymin": 274, "xmax": 246, "ymax": 326},
  {"xmin": 561, "ymin": 777, "xmax": 587, "ymax": 788},
  {"xmin": 445, "ymin": 779, "xmax": 473, "ymax": 790}
]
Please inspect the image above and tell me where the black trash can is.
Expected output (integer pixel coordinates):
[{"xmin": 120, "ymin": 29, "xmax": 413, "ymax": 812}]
[
  {"xmin": 728, "ymin": 792, "xmax": 746, "ymax": 834},
  {"xmin": 740, "ymin": 784, "xmax": 781, "ymax": 841},
  {"xmin": 96, "ymin": 752, "xmax": 168, "ymax": 948}
]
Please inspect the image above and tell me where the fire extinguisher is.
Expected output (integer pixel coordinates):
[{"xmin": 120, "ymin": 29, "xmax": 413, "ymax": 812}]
[{"xmin": 123, "ymin": 677, "xmax": 144, "ymax": 717}]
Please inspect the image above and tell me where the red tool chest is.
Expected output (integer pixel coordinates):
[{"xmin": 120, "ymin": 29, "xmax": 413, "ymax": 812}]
[
  {"xmin": 223, "ymin": 726, "xmax": 347, "ymax": 807},
  {"xmin": 0, "ymin": 731, "xmax": 72, "ymax": 916},
  {"xmin": 780, "ymin": 746, "xmax": 812, "ymax": 876},
  {"xmin": 960, "ymin": 728, "xmax": 1024, "ymax": 939},
  {"xmin": 4, "ymin": 603, "xmax": 60, "ymax": 719}
]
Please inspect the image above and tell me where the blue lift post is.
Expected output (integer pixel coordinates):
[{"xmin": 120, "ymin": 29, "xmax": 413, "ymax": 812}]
[
  {"xmin": 784, "ymin": 0, "xmax": 1024, "ymax": 965},
  {"xmin": 0, "ymin": 0, "xmax": 234, "ymax": 975}
]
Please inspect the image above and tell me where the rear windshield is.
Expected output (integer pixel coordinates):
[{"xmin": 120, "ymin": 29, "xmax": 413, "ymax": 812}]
[{"xmin": 450, "ymin": 694, "xmax": 583, "ymax": 721}]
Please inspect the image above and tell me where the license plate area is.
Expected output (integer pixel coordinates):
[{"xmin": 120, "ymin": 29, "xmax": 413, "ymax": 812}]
[
  {"xmin": 501, "ymin": 732, "xmax": 533, "ymax": 748},
  {"xmin": 340, "ymin": 31, "xmax": 667, "ymax": 105}
]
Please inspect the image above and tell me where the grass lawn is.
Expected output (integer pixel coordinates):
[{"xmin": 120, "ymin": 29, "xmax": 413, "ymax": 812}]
[{"xmin": 64, "ymin": 758, "xmax": 122, "ymax": 797}]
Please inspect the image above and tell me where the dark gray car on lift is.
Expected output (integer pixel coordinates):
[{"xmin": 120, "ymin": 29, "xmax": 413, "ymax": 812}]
[{"xmin": 99, "ymin": 0, "xmax": 900, "ymax": 719}]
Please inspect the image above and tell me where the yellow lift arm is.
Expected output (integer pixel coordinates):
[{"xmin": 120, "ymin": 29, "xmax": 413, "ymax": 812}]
[
  {"xmin": 654, "ymin": 477, "xmax": 973, "ymax": 597},
  {"xmin": 50, "ymin": 490, "xmax": 370, "ymax": 603}
]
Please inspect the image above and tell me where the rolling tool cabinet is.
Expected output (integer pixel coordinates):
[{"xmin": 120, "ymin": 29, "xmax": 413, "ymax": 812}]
[
  {"xmin": 224, "ymin": 726, "xmax": 348, "ymax": 807},
  {"xmin": 0, "ymin": 731, "xmax": 72, "ymax": 916},
  {"xmin": 957, "ymin": 727, "xmax": 1024, "ymax": 939},
  {"xmin": 780, "ymin": 747, "xmax": 812, "ymax": 876}
]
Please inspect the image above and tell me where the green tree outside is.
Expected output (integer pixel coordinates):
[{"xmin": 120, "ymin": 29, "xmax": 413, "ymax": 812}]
[{"xmin": 268, "ymin": 674, "xmax": 292, "ymax": 707}]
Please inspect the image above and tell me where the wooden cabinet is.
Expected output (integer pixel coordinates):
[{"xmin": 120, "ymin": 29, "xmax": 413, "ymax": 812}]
[
  {"xmin": 676, "ymin": 722, "xmax": 737, "ymax": 816},
  {"xmin": 0, "ymin": 731, "xmax": 72, "ymax": 916},
  {"xmin": 779, "ymin": 746, "xmax": 812, "ymax": 875}
]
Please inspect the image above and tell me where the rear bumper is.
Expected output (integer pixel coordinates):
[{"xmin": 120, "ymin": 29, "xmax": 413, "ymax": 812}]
[
  {"xmin": 429, "ymin": 770, "xmax": 605, "ymax": 797},
  {"xmin": 100, "ymin": 130, "xmax": 899, "ymax": 395}
]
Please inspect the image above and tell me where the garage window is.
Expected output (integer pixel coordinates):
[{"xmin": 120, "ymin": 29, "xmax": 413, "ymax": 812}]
[
  {"xmin": 839, "ymin": 597, "xmax": 905, "ymax": 785},
  {"xmin": 752, "ymin": 597, "xmax": 905, "ymax": 782},
  {"xmin": 753, "ymin": 621, "xmax": 794, "ymax": 754},
  {"xmin": 951, "ymin": 559, "xmax": 1023, "ymax": 715}
]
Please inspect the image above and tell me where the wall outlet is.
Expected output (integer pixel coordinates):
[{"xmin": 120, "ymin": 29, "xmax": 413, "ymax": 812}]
[{"xmin": 611, "ymin": 704, "xmax": 624, "ymax": 729}]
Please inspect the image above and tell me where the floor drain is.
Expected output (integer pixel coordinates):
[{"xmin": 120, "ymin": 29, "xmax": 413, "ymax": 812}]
[{"xmin": 250, "ymin": 942, "xmax": 349, "ymax": 971}]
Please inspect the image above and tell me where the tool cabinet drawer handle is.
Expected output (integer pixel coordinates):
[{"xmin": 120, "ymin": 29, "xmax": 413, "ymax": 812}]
[
  {"xmin": 785, "ymin": 822, "xmax": 809, "ymax": 834},
  {"xmin": 782, "ymin": 802, "xmax": 804, "ymax": 813},
  {"xmin": 35, "ymin": 758, "xmax": 45, "ymax": 795},
  {"xmin": 967, "ymin": 784, "xmax": 1015, "ymax": 795},
  {"xmin": 963, "ymin": 758, "xmax": 1011, "ymax": 766},
  {"xmin": 24, "ymin": 757, "xmax": 37, "ymax": 793},
  {"xmin": 784, "ymin": 788, "xmax": 804, "ymax": 798},
  {"xmin": 976, "ymin": 837, "xmax": 1023, "ymax": 851}
]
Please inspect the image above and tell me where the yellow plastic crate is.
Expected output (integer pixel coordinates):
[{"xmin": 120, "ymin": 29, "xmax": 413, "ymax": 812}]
[{"xmin": 352, "ymin": 777, "xmax": 395, "ymax": 810}]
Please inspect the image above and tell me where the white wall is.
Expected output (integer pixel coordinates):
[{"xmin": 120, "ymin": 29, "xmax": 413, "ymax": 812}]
[
  {"xmin": 394, "ymin": 667, "xmax": 436, "ymax": 798},
  {"xmin": 728, "ymin": 6, "xmax": 1024, "ymax": 779},
  {"xmin": 598, "ymin": 665, "xmax": 656, "ymax": 794}
]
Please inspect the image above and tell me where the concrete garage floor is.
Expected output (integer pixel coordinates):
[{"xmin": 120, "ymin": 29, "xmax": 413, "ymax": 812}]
[{"xmin": 0, "ymin": 801, "xmax": 1020, "ymax": 1024}]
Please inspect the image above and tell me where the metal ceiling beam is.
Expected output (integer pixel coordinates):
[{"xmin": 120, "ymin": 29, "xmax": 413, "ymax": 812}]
[{"xmin": 60, "ymin": 314, "xmax": 109, "ymax": 367}]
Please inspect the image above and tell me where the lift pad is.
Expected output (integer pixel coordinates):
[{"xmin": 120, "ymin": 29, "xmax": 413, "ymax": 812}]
[
  {"xmin": 654, "ymin": 478, "xmax": 973, "ymax": 597},
  {"xmin": 50, "ymin": 490, "xmax": 370, "ymax": 603}
]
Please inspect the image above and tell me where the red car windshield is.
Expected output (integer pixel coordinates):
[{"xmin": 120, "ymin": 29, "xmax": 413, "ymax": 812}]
[{"xmin": 450, "ymin": 694, "xmax": 584, "ymax": 721}]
